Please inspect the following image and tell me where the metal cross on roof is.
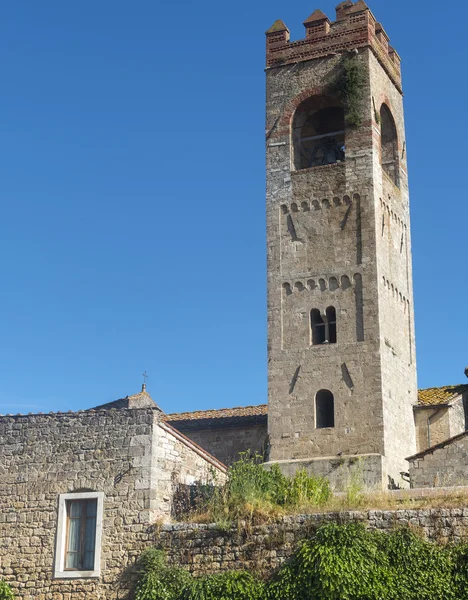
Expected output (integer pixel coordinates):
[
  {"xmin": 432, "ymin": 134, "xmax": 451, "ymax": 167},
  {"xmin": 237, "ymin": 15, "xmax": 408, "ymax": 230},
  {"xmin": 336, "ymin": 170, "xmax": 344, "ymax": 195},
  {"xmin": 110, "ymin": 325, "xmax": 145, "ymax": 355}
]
[{"xmin": 142, "ymin": 370, "xmax": 148, "ymax": 385}]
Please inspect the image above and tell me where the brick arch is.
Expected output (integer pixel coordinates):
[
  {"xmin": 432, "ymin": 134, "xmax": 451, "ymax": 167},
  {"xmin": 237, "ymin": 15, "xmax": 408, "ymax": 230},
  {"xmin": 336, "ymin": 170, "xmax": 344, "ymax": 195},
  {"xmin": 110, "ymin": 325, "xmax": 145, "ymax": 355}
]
[
  {"xmin": 280, "ymin": 87, "xmax": 328, "ymax": 127},
  {"xmin": 376, "ymin": 96, "xmax": 400, "ymax": 145}
]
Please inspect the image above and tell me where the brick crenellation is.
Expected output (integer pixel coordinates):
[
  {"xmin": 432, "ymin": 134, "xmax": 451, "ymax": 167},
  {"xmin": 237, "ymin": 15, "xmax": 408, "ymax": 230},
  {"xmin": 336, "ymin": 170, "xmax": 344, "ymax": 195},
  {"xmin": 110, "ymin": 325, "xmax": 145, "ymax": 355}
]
[{"xmin": 266, "ymin": 1, "xmax": 401, "ymax": 91}]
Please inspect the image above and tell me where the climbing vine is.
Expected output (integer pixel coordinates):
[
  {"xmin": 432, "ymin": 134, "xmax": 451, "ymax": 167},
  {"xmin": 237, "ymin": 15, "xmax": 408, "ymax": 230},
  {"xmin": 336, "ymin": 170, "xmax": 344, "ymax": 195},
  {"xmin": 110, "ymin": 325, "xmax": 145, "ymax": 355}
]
[
  {"xmin": 332, "ymin": 55, "xmax": 366, "ymax": 127},
  {"xmin": 136, "ymin": 523, "xmax": 468, "ymax": 600}
]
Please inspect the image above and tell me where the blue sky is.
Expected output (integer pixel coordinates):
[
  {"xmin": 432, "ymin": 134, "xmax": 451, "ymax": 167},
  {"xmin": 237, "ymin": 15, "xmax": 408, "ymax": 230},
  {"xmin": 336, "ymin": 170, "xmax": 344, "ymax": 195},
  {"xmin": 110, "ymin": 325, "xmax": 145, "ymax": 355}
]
[{"xmin": 1, "ymin": 1, "xmax": 467, "ymax": 415}]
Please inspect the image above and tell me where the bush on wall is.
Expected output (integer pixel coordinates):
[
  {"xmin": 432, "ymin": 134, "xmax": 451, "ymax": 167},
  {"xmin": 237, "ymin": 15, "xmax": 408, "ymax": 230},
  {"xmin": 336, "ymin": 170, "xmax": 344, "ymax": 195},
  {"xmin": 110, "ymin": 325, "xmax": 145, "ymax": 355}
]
[
  {"xmin": 0, "ymin": 580, "xmax": 14, "ymax": 600},
  {"xmin": 136, "ymin": 523, "xmax": 468, "ymax": 600},
  {"xmin": 181, "ymin": 453, "xmax": 331, "ymax": 525}
]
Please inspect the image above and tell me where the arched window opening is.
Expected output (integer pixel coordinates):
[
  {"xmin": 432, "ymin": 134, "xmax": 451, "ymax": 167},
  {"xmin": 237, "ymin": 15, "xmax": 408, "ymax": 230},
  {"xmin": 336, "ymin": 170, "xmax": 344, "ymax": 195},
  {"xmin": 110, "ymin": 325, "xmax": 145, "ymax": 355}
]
[
  {"xmin": 311, "ymin": 309, "xmax": 326, "ymax": 345},
  {"xmin": 380, "ymin": 104, "xmax": 399, "ymax": 187},
  {"xmin": 293, "ymin": 97, "xmax": 345, "ymax": 171},
  {"xmin": 316, "ymin": 390, "xmax": 335, "ymax": 429},
  {"xmin": 310, "ymin": 307, "xmax": 337, "ymax": 345},
  {"xmin": 326, "ymin": 306, "xmax": 337, "ymax": 344}
]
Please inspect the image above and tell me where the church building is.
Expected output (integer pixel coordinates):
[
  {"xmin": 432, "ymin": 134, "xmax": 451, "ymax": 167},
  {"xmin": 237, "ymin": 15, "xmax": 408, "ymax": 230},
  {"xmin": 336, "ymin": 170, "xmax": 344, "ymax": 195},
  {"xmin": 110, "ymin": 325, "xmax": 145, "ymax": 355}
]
[{"xmin": 1, "ymin": 3, "xmax": 467, "ymax": 598}]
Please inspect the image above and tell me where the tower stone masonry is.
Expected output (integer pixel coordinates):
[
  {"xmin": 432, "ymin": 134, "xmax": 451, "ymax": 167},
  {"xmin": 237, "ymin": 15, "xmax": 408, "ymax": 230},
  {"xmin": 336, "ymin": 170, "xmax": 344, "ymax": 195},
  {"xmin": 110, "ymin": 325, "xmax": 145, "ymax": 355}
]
[{"xmin": 265, "ymin": 0, "xmax": 417, "ymax": 489}]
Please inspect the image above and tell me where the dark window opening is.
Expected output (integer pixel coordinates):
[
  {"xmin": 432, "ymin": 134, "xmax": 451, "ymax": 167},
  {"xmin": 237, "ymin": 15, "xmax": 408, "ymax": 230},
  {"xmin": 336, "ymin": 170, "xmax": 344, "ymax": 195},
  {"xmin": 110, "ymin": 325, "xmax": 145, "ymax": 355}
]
[
  {"xmin": 326, "ymin": 306, "xmax": 337, "ymax": 344},
  {"xmin": 316, "ymin": 389, "xmax": 335, "ymax": 429},
  {"xmin": 311, "ymin": 307, "xmax": 337, "ymax": 345},
  {"xmin": 311, "ymin": 309, "xmax": 326, "ymax": 345},
  {"xmin": 293, "ymin": 97, "xmax": 345, "ymax": 171},
  {"xmin": 380, "ymin": 104, "xmax": 399, "ymax": 187},
  {"xmin": 65, "ymin": 499, "xmax": 97, "ymax": 571}
]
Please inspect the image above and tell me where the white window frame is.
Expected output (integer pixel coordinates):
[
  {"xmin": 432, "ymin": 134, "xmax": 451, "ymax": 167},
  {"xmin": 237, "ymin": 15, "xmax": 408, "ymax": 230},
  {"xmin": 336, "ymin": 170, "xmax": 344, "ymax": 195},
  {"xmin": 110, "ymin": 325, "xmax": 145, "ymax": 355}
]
[{"xmin": 54, "ymin": 491, "xmax": 104, "ymax": 579}]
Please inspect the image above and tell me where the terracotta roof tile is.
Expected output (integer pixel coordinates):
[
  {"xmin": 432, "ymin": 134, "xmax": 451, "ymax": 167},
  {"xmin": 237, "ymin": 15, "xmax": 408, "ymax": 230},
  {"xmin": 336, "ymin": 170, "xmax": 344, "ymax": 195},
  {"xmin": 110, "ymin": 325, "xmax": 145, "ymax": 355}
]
[
  {"xmin": 417, "ymin": 385, "xmax": 468, "ymax": 407},
  {"xmin": 165, "ymin": 404, "xmax": 268, "ymax": 423},
  {"xmin": 166, "ymin": 385, "xmax": 468, "ymax": 424}
]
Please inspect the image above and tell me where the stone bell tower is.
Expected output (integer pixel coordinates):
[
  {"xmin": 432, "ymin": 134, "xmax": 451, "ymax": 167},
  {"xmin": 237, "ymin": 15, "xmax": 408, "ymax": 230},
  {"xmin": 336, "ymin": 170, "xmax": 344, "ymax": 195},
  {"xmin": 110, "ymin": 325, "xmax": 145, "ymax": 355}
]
[{"xmin": 265, "ymin": 1, "xmax": 417, "ymax": 489}]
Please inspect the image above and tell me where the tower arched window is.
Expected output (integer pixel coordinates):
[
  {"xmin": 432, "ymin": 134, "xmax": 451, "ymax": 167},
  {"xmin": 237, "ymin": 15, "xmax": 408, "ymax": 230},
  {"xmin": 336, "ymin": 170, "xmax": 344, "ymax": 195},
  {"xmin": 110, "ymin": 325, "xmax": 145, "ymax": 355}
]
[
  {"xmin": 315, "ymin": 390, "xmax": 335, "ymax": 429},
  {"xmin": 311, "ymin": 307, "xmax": 337, "ymax": 345},
  {"xmin": 380, "ymin": 104, "xmax": 399, "ymax": 187},
  {"xmin": 311, "ymin": 309, "xmax": 326, "ymax": 345},
  {"xmin": 293, "ymin": 96, "xmax": 345, "ymax": 171},
  {"xmin": 326, "ymin": 306, "xmax": 337, "ymax": 344}
]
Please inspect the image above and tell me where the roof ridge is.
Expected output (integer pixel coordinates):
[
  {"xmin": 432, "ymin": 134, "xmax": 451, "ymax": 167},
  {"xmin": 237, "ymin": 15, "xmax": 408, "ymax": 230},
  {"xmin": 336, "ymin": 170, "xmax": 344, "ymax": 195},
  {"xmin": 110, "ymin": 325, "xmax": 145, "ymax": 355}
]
[{"xmin": 407, "ymin": 429, "xmax": 468, "ymax": 461}]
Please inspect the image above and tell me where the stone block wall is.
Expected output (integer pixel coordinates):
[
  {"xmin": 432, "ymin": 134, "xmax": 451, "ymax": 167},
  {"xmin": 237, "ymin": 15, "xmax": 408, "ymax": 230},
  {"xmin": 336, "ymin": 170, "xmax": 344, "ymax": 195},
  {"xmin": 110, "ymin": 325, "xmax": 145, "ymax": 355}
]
[
  {"xmin": 414, "ymin": 407, "xmax": 451, "ymax": 454},
  {"xmin": 264, "ymin": 453, "xmax": 384, "ymax": 490},
  {"xmin": 0, "ymin": 408, "xmax": 224, "ymax": 600},
  {"xmin": 158, "ymin": 508, "xmax": 468, "ymax": 577},
  {"xmin": 169, "ymin": 422, "xmax": 268, "ymax": 466},
  {"xmin": 409, "ymin": 433, "xmax": 468, "ymax": 489}
]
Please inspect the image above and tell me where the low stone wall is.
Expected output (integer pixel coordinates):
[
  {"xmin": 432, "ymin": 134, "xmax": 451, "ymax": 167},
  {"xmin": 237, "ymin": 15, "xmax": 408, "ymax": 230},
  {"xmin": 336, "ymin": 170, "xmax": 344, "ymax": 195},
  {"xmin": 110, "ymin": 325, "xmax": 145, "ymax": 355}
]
[
  {"xmin": 158, "ymin": 508, "xmax": 468, "ymax": 576},
  {"xmin": 264, "ymin": 453, "xmax": 384, "ymax": 491}
]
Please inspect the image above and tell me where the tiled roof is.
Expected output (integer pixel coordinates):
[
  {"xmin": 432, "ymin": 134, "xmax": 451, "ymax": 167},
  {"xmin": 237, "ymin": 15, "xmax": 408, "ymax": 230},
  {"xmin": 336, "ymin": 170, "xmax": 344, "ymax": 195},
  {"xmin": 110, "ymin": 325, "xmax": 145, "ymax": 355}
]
[
  {"xmin": 88, "ymin": 384, "xmax": 468, "ymax": 423},
  {"xmin": 165, "ymin": 404, "xmax": 268, "ymax": 423},
  {"xmin": 92, "ymin": 389, "xmax": 162, "ymax": 412},
  {"xmin": 165, "ymin": 385, "xmax": 468, "ymax": 425},
  {"xmin": 417, "ymin": 385, "xmax": 468, "ymax": 407},
  {"xmin": 407, "ymin": 429, "xmax": 468, "ymax": 462}
]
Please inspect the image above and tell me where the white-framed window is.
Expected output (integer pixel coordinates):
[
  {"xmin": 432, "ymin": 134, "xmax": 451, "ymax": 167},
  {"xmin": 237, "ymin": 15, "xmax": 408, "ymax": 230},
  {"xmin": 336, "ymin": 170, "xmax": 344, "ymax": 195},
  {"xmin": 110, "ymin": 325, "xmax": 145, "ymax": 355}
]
[{"xmin": 54, "ymin": 491, "xmax": 104, "ymax": 579}]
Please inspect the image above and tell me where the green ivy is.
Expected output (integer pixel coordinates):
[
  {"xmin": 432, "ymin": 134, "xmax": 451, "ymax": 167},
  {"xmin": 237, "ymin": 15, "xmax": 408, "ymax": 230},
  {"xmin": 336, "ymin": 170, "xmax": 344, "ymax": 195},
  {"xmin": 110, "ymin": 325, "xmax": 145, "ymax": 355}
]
[
  {"xmin": 136, "ymin": 524, "xmax": 468, "ymax": 600},
  {"xmin": 332, "ymin": 56, "xmax": 366, "ymax": 127},
  {"xmin": 183, "ymin": 572, "xmax": 265, "ymax": 600},
  {"xmin": 0, "ymin": 580, "xmax": 14, "ymax": 600},
  {"xmin": 135, "ymin": 549, "xmax": 192, "ymax": 600}
]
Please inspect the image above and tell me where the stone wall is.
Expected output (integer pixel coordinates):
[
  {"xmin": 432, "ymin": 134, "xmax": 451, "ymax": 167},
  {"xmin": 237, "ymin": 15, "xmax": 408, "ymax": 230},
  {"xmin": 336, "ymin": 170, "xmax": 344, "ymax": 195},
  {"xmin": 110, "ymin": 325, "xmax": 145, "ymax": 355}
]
[
  {"xmin": 0, "ymin": 408, "xmax": 224, "ymax": 600},
  {"xmin": 158, "ymin": 508, "xmax": 468, "ymax": 577},
  {"xmin": 409, "ymin": 432, "xmax": 468, "ymax": 488},
  {"xmin": 264, "ymin": 453, "xmax": 384, "ymax": 490},
  {"xmin": 169, "ymin": 422, "xmax": 268, "ymax": 466},
  {"xmin": 414, "ymin": 407, "xmax": 451, "ymax": 454}
]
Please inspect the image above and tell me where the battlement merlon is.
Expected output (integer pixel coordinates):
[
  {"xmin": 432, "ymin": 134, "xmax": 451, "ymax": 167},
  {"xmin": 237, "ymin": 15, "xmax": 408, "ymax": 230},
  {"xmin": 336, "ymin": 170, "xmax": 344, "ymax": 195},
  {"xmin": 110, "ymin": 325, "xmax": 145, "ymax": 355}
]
[{"xmin": 266, "ymin": 1, "xmax": 402, "ymax": 93}]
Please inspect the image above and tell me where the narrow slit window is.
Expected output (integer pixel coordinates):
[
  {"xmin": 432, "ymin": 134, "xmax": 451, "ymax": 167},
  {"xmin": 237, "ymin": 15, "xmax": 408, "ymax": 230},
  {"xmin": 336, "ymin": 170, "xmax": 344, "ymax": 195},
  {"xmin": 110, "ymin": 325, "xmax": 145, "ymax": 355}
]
[
  {"xmin": 326, "ymin": 306, "xmax": 337, "ymax": 344},
  {"xmin": 311, "ymin": 309, "xmax": 326, "ymax": 345},
  {"xmin": 315, "ymin": 390, "xmax": 335, "ymax": 429}
]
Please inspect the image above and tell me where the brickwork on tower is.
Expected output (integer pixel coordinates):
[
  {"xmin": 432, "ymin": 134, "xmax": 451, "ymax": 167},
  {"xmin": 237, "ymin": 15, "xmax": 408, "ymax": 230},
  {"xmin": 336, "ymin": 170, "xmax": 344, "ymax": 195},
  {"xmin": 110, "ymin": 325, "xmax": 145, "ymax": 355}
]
[{"xmin": 265, "ymin": 1, "xmax": 417, "ymax": 489}]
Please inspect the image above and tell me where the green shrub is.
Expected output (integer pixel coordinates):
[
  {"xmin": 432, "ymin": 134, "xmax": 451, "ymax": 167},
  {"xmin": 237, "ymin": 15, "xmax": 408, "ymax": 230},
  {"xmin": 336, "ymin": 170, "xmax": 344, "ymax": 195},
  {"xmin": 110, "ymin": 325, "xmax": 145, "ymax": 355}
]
[
  {"xmin": 267, "ymin": 523, "xmax": 391, "ymax": 600},
  {"xmin": 450, "ymin": 542, "xmax": 468, "ymax": 599},
  {"xmin": 135, "ymin": 548, "xmax": 192, "ymax": 600},
  {"xmin": 136, "ymin": 524, "xmax": 468, "ymax": 600},
  {"xmin": 183, "ymin": 572, "xmax": 264, "ymax": 600},
  {"xmin": 0, "ymin": 580, "xmax": 14, "ymax": 600},
  {"xmin": 332, "ymin": 56, "xmax": 366, "ymax": 127},
  {"xmin": 199, "ymin": 454, "xmax": 331, "ymax": 525},
  {"xmin": 383, "ymin": 528, "xmax": 455, "ymax": 600}
]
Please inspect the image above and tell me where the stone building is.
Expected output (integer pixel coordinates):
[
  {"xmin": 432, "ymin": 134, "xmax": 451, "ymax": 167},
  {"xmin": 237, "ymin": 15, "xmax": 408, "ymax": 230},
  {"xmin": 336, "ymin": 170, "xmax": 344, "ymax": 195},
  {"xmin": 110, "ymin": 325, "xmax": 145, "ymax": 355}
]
[
  {"xmin": 0, "ymin": 1, "xmax": 465, "ymax": 597},
  {"xmin": 166, "ymin": 384, "xmax": 468, "ymax": 473},
  {"xmin": 0, "ymin": 387, "xmax": 225, "ymax": 599},
  {"xmin": 408, "ymin": 430, "xmax": 468, "ymax": 489},
  {"xmin": 414, "ymin": 385, "xmax": 468, "ymax": 453},
  {"xmin": 166, "ymin": 404, "xmax": 268, "ymax": 466},
  {"xmin": 263, "ymin": 0, "xmax": 417, "ymax": 490}
]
